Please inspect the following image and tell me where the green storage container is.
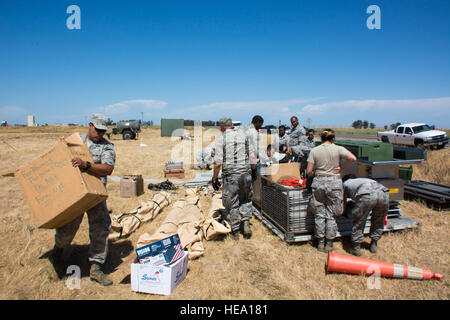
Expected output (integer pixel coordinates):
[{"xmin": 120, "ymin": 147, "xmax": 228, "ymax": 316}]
[
  {"xmin": 334, "ymin": 140, "xmax": 394, "ymax": 162},
  {"xmin": 399, "ymin": 165, "xmax": 413, "ymax": 181},
  {"xmin": 160, "ymin": 118, "xmax": 184, "ymax": 137},
  {"xmin": 393, "ymin": 146, "xmax": 427, "ymax": 160}
]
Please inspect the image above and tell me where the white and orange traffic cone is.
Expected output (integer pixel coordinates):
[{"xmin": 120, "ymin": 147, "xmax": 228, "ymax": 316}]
[{"xmin": 326, "ymin": 252, "xmax": 442, "ymax": 280}]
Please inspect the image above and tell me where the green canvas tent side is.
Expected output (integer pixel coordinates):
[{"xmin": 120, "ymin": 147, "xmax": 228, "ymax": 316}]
[{"xmin": 161, "ymin": 118, "xmax": 185, "ymax": 137}]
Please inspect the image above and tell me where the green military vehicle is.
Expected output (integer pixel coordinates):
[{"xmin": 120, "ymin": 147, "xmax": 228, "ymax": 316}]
[{"xmin": 111, "ymin": 120, "xmax": 141, "ymax": 140}]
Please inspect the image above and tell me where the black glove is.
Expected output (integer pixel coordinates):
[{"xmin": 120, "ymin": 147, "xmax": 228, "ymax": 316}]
[{"xmin": 212, "ymin": 179, "xmax": 221, "ymax": 191}]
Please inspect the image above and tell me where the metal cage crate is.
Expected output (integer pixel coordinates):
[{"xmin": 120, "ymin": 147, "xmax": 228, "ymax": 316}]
[{"xmin": 255, "ymin": 176, "xmax": 420, "ymax": 243}]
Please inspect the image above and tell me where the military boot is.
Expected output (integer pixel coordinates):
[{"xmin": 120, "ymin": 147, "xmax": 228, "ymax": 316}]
[
  {"xmin": 317, "ymin": 238, "xmax": 326, "ymax": 253},
  {"xmin": 369, "ymin": 240, "xmax": 378, "ymax": 253},
  {"xmin": 241, "ymin": 221, "xmax": 252, "ymax": 239},
  {"xmin": 90, "ymin": 262, "xmax": 113, "ymax": 287},
  {"xmin": 325, "ymin": 240, "xmax": 334, "ymax": 252},
  {"xmin": 228, "ymin": 229, "xmax": 240, "ymax": 240},
  {"xmin": 350, "ymin": 242, "xmax": 361, "ymax": 257}
]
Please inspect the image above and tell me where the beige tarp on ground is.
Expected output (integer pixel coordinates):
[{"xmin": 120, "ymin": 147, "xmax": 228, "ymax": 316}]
[
  {"xmin": 137, "ymin": 187, "xmax": 231, "ymax": 259},
  {"xmin": 109, "ymin": 192, "xmax": 172, "ymax": 241}
]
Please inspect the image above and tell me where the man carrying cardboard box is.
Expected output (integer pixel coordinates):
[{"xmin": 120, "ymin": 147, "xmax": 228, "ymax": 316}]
[{"xmin": 51, "ymin": 114, "xmax": 116, "ymax": 286}]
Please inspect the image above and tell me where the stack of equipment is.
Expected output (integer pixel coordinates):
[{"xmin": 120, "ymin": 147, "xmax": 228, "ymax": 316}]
[{"xmin": 164, "ymin": 161, "xmax": 185, "ymax": 179}]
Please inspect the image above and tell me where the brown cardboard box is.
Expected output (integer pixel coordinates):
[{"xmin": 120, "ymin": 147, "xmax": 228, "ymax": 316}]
[
  {"xmin": 263, "ymin": 163, "xmax": 301, "ymax": 183},
  {"xmin": 120, "ymin": 175, "xmax": 144, "ymax": 198},
  {"xmin": 15, "ymin": 133, "xmax": 108, "ymax": 229}
]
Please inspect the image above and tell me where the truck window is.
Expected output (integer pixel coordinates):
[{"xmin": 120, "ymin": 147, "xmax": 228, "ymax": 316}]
[
  {"xmin": 396, "ymin": 127, "xmax": 404, "ymax": 134},
  {"xmin": 404, "ymin": 127, "xmax": 412, "ymax": 135},
  {"xmin": 412, "ymin": 125, "xmax": 432, "ymax": 134}
]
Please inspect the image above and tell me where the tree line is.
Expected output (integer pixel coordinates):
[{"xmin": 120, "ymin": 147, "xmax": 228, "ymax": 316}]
[{"xmin": 351, "ymin": 120, "xmax": 402, "ymax": 130}]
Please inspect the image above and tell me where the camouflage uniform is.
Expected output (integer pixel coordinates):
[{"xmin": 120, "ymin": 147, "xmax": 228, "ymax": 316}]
[
  {"xmin": 195, "ymin": 146, "xmax": 214, "ymax": 169},
  {"xmin": 299, "ymin": 138, "xmax": 317, "ymax": 176},
  {"xmin": 344, "ymin": 179, "xmax": 389, "ymax": 244},
  {"xmin": 310, "ymin": 176, "xmax": 343, "ymax": 240},
  {"xmin": 307, "ymin": 143, "xmax": 350, "ymax": 241},
  {"xmin": 241, "ymin": 123, "xmax": 270, "ymax": 165},
  {"xmin": 272, "ymin": 133, "xmax": 289, "ymax": 150},
  {"xmin": 288, "ymin": 125, "xmax": 308, "ymax": 162},
  {"xmin": 54, "ymin": 133, "xmax": 115, "ymax": 264},
  {"xmin": 214, "ymin": 128, "xmax": 254, "ymax": 232}
]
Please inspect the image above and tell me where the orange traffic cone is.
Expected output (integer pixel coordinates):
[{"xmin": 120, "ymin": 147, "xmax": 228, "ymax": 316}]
[{"xmin": 326, "ymin": 252, "xmax": 442, "ymax": 280}]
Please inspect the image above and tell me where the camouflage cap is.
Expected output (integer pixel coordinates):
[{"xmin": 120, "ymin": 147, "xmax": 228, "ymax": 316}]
[
  {"xmin": 91, "ymin": 114, "xmax": 108, "ymax": 130},
  {"xmin": 218, "ymin": 117, "xmax": 233, "ymax": 126}
]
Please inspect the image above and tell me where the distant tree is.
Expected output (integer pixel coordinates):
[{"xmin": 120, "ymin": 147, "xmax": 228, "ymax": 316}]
[
  {"xmin": 362, "ymin": 120, "xmax": 369, "ymax": 129},
  {"xmin": 390, "ymin": 122, "xmax": 401, "ymax": 130},
  {"xmin": 352, "ymin": 120, "xmax": 363, "ymax": 129},
  {"xmin": 369, "ymin": 122, "xmax": 376, "ymax": 129},
  {"xmin": 384, "ymin": 125, "xmax": 388, "ymax": 130}
]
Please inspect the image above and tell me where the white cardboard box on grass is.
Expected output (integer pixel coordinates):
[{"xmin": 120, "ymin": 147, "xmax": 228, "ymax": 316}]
[{"xmin": 131, "ymin": 251, "xmax": 189, "ymax": 295}]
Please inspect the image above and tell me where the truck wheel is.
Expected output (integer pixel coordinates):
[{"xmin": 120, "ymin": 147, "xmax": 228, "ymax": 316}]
[
  {"xmin": 414, "ymin": 140, "xmax": 425, "ymax": 149},
  {"xmin": 381, "ymin": 136, "xmax": 389, "ymax": 143},
  {"xmin": 123, "ymin": 130, "xmax": 133, "ymax": 140}
]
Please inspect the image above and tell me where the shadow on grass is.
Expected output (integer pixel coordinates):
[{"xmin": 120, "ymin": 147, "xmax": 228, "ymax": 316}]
[{"xmin": 39, "ymin": 240, "xmax": 134, "ymax": 280}]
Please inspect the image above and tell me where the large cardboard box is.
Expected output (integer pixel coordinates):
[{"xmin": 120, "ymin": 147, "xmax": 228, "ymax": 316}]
[
  {"xmin": 131, "ymin": 251, "xmax": 189, "ymax": 295},
  {"xmin": 14, "ymin": 133, "xmax": 108, "ymax": 229},
  {"xmin": 261, "ymin": 163, "xmax": 301, "ymax": 183},
  {"xmin": 120, "ymin": 175, "xmax": 144, "ymax": 198}
]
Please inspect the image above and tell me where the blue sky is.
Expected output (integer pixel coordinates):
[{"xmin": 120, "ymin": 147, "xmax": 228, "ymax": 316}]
[{"xmin": 1, "ymin": 0, "xmax": 449, "ymax": 127}]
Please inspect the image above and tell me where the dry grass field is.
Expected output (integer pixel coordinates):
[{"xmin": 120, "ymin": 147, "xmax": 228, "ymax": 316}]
[{"xmin": 0, "ymin": 126, "xmax": 448, "ymax": 300}]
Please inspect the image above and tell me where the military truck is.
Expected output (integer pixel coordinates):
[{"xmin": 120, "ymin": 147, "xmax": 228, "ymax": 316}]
[{"xmin": 111, "ymin": 120, "xmax": 141, "ymax": 140}]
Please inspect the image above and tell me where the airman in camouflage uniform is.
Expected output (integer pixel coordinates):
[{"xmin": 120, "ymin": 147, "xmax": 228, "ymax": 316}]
[
  {"xmin": 299, "ymin": 129, "xmax": 317, "ymax": 176},
  {"xmin": 212, "ymin": 117, "xmax": 256, "ymax": 238},
  {"xmin": 52, "ymin": 114, "xmax": 115, "ymax": 286},
  {"xmin": 343, "ymin": 176, "xmax": 389, "ymax": 256},
  {"xmin": 306, "ymin": 129, "xmax": 357, "ymax": 252},
  {"xmin": 241, "ymin": 115, "xmax": 270, "ymax": 166},
  {"xmin": 288, "ymin": 116, "xmax": 308, "ymax": 164}
]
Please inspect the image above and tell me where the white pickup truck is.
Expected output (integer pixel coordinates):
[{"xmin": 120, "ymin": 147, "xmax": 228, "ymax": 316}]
[{"xmin": 377, "ymin": 123, "xmax": 448, "ymax": 149}]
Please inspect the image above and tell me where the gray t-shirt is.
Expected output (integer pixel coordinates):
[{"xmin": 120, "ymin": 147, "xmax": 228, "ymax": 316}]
[{"xmin": 307, "ymin": 143, "xmax": 350, "ymax": 177}]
